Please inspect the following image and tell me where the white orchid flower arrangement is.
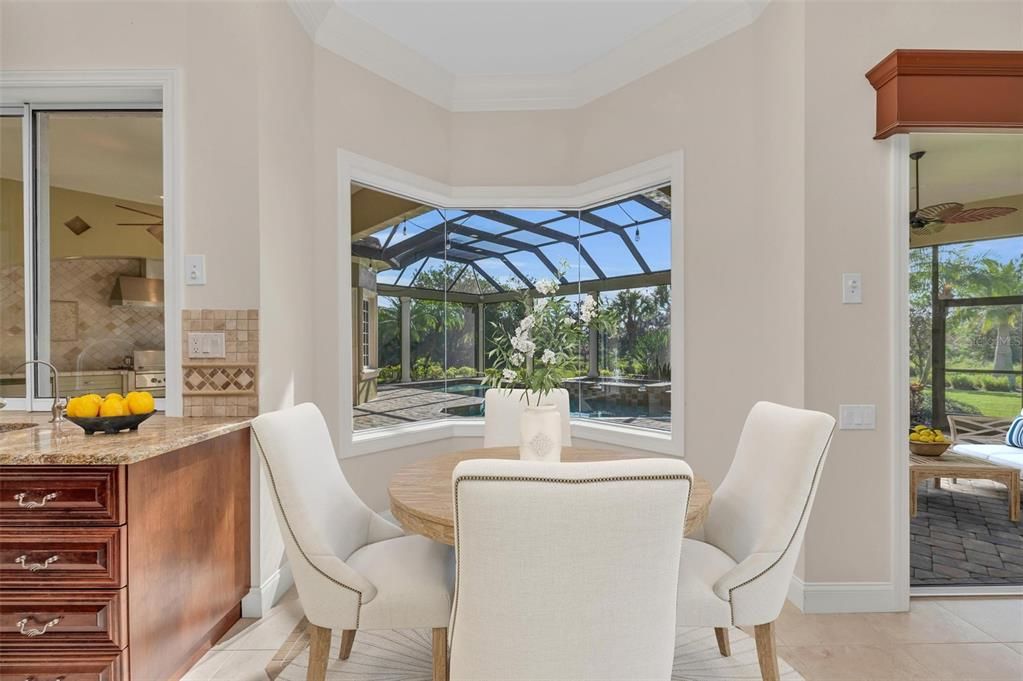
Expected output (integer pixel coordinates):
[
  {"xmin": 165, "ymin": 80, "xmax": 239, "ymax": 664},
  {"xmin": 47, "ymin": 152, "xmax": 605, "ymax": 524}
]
[{"xmin": 483, "ymin": 265, "xmax": 609, "ymax": 405}]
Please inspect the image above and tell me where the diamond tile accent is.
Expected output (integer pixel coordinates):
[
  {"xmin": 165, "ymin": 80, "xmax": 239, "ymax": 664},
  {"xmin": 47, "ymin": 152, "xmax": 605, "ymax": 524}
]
[{"xmin": 182, "ymin": 309, "xmax": 259, "ymax": 417}]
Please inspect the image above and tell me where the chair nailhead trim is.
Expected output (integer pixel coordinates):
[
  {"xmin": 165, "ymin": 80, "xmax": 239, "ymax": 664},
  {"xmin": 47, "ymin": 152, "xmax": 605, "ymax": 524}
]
[
  {"xmin": 725, "ymin": 428, "xmax": 836, "ymax": 625},
  {"xmin": 252, "ymin": 429, "xmax": 364, "ymax": 628},
  {"xmin": 449, "ymin": 472, "xmax": 694, "ymax": 667}
]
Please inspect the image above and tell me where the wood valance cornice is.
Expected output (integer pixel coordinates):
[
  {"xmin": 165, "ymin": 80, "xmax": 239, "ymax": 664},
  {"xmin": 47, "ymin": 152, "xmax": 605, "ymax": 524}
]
[{"xmin": 865, "ymin": 49, "xmax": 1023, "ymax": 139}]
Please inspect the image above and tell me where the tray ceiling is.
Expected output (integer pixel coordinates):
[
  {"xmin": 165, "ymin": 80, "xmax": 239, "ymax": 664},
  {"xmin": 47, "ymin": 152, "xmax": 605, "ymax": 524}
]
[{"xmin": 288, "ymin": 0, "xmax": 769, "ymax": 111}]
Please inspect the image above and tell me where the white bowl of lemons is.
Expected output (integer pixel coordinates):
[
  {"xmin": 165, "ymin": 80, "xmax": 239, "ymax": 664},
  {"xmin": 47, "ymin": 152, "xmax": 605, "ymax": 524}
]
[
  {"xmin": 64, "ymin": 392, "xmax": 156, "ymax": 435},
  {"xmin": 909, "ymin": 425, "xmax": 950, "ymax": 457}
]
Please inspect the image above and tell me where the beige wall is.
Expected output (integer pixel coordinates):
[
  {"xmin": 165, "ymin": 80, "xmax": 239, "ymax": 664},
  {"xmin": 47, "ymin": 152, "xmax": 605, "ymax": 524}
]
[
  {"xmin": 0, "ymin": 0, "xmax": 260, "ymax": 310},
  {"xmin": 801, "ymin": 0, "xmax": 1023, "ymax": 585},
  {"xmin": 5, "ymin": 0, "xmax": 1023, "ymax": 598}
]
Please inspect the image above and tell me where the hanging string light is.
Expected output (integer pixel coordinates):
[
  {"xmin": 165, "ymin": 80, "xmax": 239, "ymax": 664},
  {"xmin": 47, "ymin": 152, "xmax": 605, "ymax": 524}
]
[{"xmin": 617, "ymin": 200, "xmax": 641, "ymax": 242}]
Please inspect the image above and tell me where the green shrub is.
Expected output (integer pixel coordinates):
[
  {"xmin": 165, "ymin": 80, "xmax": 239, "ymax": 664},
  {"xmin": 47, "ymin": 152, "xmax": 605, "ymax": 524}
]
[
  {"xmin": 980, "ymin": 375, "xmax": 1011, "ymax": 392},
  {"xmin": 411, "ymin": 357, "xmax": 444, "ymax": 381},
  {"xmin": 377, "ymin": 365, "xmax": 401, "ymax": 384},
  {"xmin": 950, "ymin": 374, "xmax": 980, "ymax": 391}
]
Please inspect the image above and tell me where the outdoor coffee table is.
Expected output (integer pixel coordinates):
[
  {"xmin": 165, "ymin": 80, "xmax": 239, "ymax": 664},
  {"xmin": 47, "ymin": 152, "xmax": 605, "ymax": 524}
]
[{"xmin": 910, "ymin": 451, "xmax": 1020, "ymax": 522}]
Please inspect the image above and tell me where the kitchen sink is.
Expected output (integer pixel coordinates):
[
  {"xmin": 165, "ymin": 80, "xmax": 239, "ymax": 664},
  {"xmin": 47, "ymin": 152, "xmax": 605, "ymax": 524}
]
[{"xmin": 0, "ymin": 422, "xmax": 39, "ymax": 433}]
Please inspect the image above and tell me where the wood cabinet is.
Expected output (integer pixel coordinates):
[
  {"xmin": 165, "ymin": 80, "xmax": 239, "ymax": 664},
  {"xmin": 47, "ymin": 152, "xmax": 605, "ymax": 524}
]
[{"xmin": 0, "ymin": 428, "xmax": 250, "ymax": 680}]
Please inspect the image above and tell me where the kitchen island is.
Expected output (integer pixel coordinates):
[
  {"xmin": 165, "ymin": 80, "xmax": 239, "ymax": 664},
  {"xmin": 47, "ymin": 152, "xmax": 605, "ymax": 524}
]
[{"xmin": 0, "ymin": 411, "xmax": 251, "ymax": 681}]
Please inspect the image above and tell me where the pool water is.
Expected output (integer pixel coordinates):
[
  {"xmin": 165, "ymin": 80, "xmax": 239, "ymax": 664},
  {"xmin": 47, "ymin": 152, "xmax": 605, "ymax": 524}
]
[{"xmin": 439, "ymin": 396, "xmax": 666, "ymax": 420}]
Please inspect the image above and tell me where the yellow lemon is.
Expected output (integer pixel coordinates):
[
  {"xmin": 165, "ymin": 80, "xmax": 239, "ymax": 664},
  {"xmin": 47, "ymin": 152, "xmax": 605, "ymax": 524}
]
[
  {"xmin": 126, "ymin": 391, "xmax": 155, "ymax": 415},
  {"xmin": 100, "ymin": 396, "xmax": 128, "ymax": 417},
  {"xmin": 71, "ymin": 396, "xmax": 101, "ymax": 418},
  {"xmin": 83, "ymin": 393, "xmax": 103, "ymax": 406},
  {"xmin": 913, "ymin": 425, "xmax": 927, "ymax": 432},
  {"xmin": 909, "ymin": 433, "xmax": 921, "ymax": 442},
  {"xmin": 65, "ymin": 396, "xmax": 81, "ymax": 417},
  {"xmin": 104, "ymin": 393, "xmax": 123, "ymax": 402}
]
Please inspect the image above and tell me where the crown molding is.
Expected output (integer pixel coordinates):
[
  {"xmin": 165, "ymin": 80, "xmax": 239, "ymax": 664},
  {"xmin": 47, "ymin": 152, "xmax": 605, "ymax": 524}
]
[{"xmin": 288, "ymin": 0, "xmax": 770, "ymax": 112}]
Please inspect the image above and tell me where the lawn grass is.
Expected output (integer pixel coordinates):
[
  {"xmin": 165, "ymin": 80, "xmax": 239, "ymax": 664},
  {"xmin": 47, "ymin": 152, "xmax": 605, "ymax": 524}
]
[{"xmin": 922, "ymin": 387, "xmax": 1023, "ymax": 419}]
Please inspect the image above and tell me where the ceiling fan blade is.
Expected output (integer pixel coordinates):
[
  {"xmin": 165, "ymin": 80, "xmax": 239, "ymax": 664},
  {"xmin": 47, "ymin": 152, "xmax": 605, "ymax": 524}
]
[
  {"xmin": 945, "ymin": 206, "xmax": 1018, "ymax": 223},
  {"xmin": 915, "ymin": 202, "xmax": 963, "ymax": 221},
  {"xmin": 115, "ymin": 203, "xmax": 164, "ymax": 220}
]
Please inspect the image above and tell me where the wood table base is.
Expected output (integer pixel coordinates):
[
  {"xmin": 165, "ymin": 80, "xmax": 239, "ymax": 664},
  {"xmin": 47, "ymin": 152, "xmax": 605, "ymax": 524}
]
[{"xmin": 909, "ymin": 452, "xmax": 1020, "ymax": 522}]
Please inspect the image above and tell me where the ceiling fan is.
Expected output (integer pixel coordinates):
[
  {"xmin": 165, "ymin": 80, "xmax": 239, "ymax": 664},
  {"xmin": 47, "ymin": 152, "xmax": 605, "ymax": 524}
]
[
  {"xmin": 116, "ymin": 204, "xmax": 164, "ymax": 243},
  {"xmin": 909, "ymin": 150, "xmax": 1017, "ymax": 232}
]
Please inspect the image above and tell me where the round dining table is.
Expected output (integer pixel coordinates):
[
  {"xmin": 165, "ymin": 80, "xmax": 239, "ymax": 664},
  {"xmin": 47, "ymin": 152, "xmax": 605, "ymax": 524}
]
[{"xmin": 388, "ymin": 446, "xmax": 713, "ymax": 545}]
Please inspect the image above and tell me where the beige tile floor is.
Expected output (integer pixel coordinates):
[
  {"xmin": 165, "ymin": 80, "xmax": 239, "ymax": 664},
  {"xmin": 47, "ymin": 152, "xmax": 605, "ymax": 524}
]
[{"xmin": 184, "ymin": 590, "xmax": 1023, "ymax": 681}]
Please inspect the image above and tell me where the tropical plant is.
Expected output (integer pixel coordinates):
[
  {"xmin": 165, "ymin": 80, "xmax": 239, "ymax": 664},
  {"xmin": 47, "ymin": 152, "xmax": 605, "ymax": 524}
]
[{"xmin": 484, "ymin": 269, "xmax": 610, "ymax": 405}]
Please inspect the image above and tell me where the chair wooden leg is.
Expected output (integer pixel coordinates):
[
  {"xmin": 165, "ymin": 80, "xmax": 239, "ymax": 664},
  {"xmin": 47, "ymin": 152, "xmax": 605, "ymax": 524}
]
[
  {"xmin": 339, "ymin": 629, "xmax": 356, "ymax": 660},
  {"xmin": 432, "ymin": 627, "xmax": 448, "ymax": 681},
  {"xmin": 714, "ymin": 627, "xmax": 731, "ymax": 657},
  {"xmin": 307, "ymin": 624, "xmax": 332, "ymax": 681},
  {"xmin": 754, "ymin": 621, "xmax": 780, "ymax": 681}
]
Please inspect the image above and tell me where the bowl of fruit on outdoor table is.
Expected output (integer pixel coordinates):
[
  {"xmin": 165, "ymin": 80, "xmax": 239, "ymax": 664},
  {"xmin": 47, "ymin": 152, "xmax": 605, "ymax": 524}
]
[
  {"xmin": 64, "ymin": 391, "xmax": 157, "ymax": 435},
  {"xmin": 909, "ymin": 425, "xmax": 951, "ymax": 457}
]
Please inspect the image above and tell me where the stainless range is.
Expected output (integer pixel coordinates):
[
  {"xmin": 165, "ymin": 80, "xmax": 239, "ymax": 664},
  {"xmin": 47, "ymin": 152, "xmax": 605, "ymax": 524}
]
[{"xmin": 133, "ymin": 350, "xmax": 166, "ymax": 397}]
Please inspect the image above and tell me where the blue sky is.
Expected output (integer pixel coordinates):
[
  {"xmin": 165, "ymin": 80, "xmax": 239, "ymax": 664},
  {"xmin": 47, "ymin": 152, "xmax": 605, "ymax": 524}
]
[{"xmin": 370, "ymin": 200, "xmax": 672, "ymax": 291}]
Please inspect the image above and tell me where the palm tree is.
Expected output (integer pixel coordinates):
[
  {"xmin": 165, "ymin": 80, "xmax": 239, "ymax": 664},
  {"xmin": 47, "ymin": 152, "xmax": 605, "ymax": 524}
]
[{"xmin": 965, "ymin": 257, "xmax": 1022, "ymax": 391}]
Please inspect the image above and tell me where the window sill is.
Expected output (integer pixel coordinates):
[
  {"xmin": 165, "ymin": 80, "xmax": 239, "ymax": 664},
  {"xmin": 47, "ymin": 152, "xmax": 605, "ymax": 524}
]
[{"xmin": 348, "ymin": 418, "xmax": 677, "ymax": 458}]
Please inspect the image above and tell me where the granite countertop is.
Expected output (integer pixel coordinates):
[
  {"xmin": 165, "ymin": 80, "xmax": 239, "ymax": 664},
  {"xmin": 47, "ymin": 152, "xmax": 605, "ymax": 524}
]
[{"xmin": 0, "ymin": 411, "xmax": 250, "ymax": 465}]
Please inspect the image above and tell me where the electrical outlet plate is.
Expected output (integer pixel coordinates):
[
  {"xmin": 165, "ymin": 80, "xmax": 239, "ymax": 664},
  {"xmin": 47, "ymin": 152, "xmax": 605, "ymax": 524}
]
[
  {"xmin": 842, "ymin": 273, "xmax": 862, "ymax": 304},
  {"xmin": 839, "ymin": 404, "xmax": 876, "ymax": 430},
  {"xmin": 187, "ymin": 332, "xmax": 225, "ymax": 359}
]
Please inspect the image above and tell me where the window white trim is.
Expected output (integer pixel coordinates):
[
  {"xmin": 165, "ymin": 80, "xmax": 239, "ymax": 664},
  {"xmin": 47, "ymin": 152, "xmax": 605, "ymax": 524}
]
[
  {"xmin": 338, "ymin": 150, "xmax": 684, "ymax": 458},
  {"xmin": 0, "ymin": 69, "xmax": 183, "ymax": 415}
]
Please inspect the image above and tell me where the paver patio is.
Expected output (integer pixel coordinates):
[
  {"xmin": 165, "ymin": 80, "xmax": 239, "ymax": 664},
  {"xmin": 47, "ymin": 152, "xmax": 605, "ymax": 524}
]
[{"xmin": 911, "ymin": 477, "xmax": 1023, "ymax": 586}]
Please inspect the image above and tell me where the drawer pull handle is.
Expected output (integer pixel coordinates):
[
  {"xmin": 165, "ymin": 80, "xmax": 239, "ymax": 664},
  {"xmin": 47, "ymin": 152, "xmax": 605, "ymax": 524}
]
[
  {"xmin": 14, "ymin": 554, "xmax": 60, "ymax": 571},
  {"xmin": 16, "ymin": 616, "xmax": 62, "ymax": 637},
  {"xmin": 23, "ymin": 677, "xmax": 66, "ymax": 681},
  {"xmin": 13, "ymin": 492, "xmax": 59, "ymax": 508}
]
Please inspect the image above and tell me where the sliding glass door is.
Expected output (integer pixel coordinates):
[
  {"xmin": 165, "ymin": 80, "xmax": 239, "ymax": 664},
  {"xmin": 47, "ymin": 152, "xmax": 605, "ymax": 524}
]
[{"xmin": 2, "ymin": 107, "xmax": 166, "ymax": 408}]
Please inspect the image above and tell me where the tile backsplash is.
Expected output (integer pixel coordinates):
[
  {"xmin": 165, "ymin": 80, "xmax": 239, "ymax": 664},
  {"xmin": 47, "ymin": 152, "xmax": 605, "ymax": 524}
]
[
  {"xmin": 182, "ymin": 309, "xmax": 259, "ymax": 417},
  {"xmin": 0, "ymin": 259, "xmax": 164, "ymax": 373}
]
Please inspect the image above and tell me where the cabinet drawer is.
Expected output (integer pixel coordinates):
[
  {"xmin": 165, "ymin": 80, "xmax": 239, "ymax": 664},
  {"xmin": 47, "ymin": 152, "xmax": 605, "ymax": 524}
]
[
  {"xmin": 0, "ymin": 588, "xmax": 126, "ymax": 650},
  {"xmin": 0, "ymin": 526, "xmax": 125, "ymax": 589},
  {"xmin": 0, "ymin": 467, "xmax": 124, "ymax": 526},
  {"xmin": 59, "ymin": 374, "xmax": 124, "ymax": 396},
  {"xmin": 0, "ymin": 648, "xmax": 127, "ymax": 681}
]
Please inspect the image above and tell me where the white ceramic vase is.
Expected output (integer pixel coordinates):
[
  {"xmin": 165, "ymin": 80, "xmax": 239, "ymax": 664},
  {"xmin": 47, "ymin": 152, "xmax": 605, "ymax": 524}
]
[{"xmin": 519, "ymin": 403, "xmax": 563, "ymax": 462}]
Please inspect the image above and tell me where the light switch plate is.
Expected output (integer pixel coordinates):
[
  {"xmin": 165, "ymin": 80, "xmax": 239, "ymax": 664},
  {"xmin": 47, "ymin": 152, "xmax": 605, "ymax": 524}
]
[
  {"xmin": 839, "ymin": 404, "xmax": 876, "ymax": 430},
  {"xmin": 842, "ymin": 273, "xmax": 862, "ymax": 304},
  {"xmin": 187, "ymin": 332, "xmax": 225, "ymax": 359},
  {"xmin": 185, "ymin": 254, "xmax": 206, "ymax": 286}
]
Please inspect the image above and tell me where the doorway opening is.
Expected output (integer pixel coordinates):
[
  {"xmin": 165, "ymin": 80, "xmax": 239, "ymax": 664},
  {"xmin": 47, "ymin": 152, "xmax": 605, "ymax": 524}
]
[{"xmin": 907, "ymin": 133, "xmax": 1023, "ymax": 590}]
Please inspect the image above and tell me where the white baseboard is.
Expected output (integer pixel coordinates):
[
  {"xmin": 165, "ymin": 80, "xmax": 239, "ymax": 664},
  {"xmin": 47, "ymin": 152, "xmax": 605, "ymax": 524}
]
[
  {"xmin": 241, "ymin": 564, "xmax": 294, "ymax": 618},
  {"xmin": 794, "ymin": 579, "xmax": 902, "ymax": 614},
  {"xmin": 912, "ymin": 584, "xmax": 1023, "ymax": 597}
]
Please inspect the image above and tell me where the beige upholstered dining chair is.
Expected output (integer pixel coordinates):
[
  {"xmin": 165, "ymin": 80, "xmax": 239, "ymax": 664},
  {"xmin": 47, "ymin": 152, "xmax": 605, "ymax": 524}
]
[
  {"xmin": 252, "ymin": 403, "xmax": 454, "ymax": 681},
  {"xmin": 676, "ymin": 401, "xmax": 835, "ymax": 681},
  {"xmin": 448, "ymin": 457, "xmax": 693, "ymax": 680},
  {"xmin": 482, "ymin": 387, "xmax": 572, "ymax": 447}
]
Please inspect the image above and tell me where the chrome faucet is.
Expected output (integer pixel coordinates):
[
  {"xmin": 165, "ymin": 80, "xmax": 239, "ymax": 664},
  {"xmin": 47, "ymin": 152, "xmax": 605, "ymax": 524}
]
[{"xmin": 13, "ymin": 360, "xmax": 65, "ymax": 423}]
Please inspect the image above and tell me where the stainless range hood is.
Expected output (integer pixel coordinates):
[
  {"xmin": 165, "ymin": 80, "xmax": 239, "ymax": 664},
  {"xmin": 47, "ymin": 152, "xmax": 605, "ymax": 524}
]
[{"xmin": 110, "ymin": 259, "xmax": 164, "ymax": 308}]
